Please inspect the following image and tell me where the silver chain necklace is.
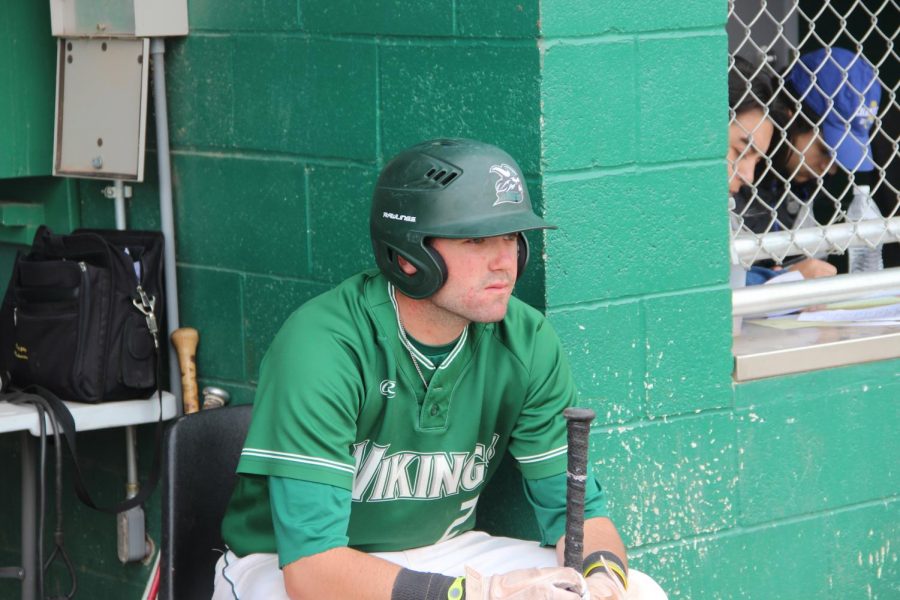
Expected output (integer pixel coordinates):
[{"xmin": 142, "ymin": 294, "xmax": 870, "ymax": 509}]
[
  {"xmin": 389, "ymin": 283, "xmax": 431, "ymax": 391},
  {"xmin": 396, "ymin": 315, "xmax": 429, "ymax": 391}
]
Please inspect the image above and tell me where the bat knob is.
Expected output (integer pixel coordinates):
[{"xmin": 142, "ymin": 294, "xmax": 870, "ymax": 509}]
[
  {"xmin": 564, "ymin": 407, "xmax": 596, "ymax": 423},
  {"xmin": 202, "ymin": 386, "xmax": 231, "ymax": 410}
]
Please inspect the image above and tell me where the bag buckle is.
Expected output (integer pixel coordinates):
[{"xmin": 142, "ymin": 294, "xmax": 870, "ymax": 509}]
[{"xmin": 132, "ymin": 286, "xmax": 159, "ymax": 348}]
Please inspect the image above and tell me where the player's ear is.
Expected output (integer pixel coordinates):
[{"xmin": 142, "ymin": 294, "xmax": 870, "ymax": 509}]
[{"xmin": 397, "ymin": 254, "xmax": 418, "ymax": 276}]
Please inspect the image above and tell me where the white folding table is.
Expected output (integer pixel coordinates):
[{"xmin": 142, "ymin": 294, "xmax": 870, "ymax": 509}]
[{"xmin": 0, "ymin": 393, "xmax": 177, "ymax": 600}]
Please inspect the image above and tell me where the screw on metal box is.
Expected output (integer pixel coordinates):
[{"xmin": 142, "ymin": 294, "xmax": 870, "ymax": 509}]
[
  {"xmin": 91, "ymin": 156, "xmax": 103, "ymax": 169},
  {"xmin": 202, "ymin": 386, "xmax": 231, "ymax": 410}
]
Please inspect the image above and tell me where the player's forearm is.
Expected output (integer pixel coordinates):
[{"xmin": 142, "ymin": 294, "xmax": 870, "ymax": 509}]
[
  {"xmin": 283, "ymin": 546, "xmax": 402, "ymax": 600},
  {"xmin": 554, "ymin": 516, "xmax": 627, "ymax": 569}
]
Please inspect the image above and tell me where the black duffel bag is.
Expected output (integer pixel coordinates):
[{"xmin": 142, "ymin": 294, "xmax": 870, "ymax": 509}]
[{"xmin": 0, "ymin": 225, "xmax": 164, "ymax": 402}]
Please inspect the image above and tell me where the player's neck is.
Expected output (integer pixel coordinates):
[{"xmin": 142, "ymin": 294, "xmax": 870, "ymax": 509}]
[{"xmin": 395, "ymin": 292, "xmax": 468, "ymax": 346}]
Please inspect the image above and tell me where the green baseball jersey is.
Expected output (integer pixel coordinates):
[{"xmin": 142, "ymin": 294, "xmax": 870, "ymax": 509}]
[{"xmin": 222, "ymin": 270, "xmax": 578, "ymax": 555}]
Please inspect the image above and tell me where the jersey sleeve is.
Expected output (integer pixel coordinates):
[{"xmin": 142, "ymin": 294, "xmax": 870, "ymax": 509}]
[
  {"xmin": 237, "ymin": 309, "xmax": 362, "ymax": 489},
  {"xmin": 507, "ymin": 318, "xmax": 578, "ymax": 479},
  {"xmin": 522, "ymin": 471, "xmax": 608, "ymax": 546},
  {"xmin": 270, "ymin": 476, "xmax": 351, "ymax": 567}
]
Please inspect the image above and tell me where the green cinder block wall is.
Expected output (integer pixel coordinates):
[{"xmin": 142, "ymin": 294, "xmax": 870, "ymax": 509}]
[{"xmin": 0, "ymin": 1, "xmax": 897, "ymax": 598}]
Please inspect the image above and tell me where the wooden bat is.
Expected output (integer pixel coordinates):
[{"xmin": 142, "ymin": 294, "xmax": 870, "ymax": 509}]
[
  {"xmin": 563, "ymin": 407, "xmax": 596, "ymax": 570},
  {"xmin": 171, "ymin": 327, "xmax": 200, "ymax": 414}
]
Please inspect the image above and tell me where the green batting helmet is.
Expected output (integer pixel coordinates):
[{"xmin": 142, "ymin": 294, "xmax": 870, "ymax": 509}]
[{"xmin": 371, "ymin": 138, "xmax": 556, "ymax": 299}]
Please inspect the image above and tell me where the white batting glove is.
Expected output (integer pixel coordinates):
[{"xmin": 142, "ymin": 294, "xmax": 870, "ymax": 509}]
[
  {"xmin": 465, "ymin": 565, "xmax": 590, "ymax": 599},
  {"xmin": 586, "ymin": 571, "xmax": 627, "ymax": 600}
]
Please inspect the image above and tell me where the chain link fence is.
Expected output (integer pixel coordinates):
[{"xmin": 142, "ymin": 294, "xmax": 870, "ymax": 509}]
[{"xmin": 726, "ymin": 0, "xmax": 899, "ymax": 268}]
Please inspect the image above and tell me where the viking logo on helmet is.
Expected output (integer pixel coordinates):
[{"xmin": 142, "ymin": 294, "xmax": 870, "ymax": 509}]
[{"xmin": 489, "ymin": 164, "xmax": 524, "ymax": 206}]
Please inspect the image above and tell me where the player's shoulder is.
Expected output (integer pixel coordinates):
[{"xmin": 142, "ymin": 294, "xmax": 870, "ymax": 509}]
[
  {"xmin": 275, "ymin": 270, "xmax": 379, "ymax": 341},
  {"xmin": 502, "ymin": 294, "xmax": 550, "ymax": 329}
]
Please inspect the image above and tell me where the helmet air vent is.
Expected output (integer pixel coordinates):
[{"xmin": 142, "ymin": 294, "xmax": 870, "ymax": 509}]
[{"xmin": 423, "ymin": 165, "xmax": 460, "ymax": 187}]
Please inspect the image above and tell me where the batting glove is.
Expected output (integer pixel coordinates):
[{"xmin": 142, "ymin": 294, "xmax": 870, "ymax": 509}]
[
  {"xmin": 586, "ymin": 572, "xmax": 627, "ymax": 600},
  {"xmin": 465, "ymin": 565, "xmax": 590, "ymax": 599}
]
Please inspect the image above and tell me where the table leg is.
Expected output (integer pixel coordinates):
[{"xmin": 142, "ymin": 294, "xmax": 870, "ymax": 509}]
[{"xmin": 20, "ymin": 431, "xmax": 37, "ymax": 600}]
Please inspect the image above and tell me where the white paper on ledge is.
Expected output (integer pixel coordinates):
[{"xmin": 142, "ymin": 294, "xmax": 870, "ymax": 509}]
[
  {"xmin": 797, "ymin": 302, "xmax": 900, "ymax": 323},
  {"xmin": 760, "ymin": 270, "xmax": 806, "ymax": 318}
]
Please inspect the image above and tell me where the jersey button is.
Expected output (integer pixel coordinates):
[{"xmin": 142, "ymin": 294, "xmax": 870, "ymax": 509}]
[{"xmin": 430, "ymin": 404, "xmax": 439, "ymax": 416}]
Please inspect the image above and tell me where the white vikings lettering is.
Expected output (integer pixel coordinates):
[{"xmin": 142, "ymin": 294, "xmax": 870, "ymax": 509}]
[
  {"xmin": 428, "ymin": 453, "xmax": 467, "ymax": 498},
  {"xmin": 489, "ymin": 163, "xmax": 524, "ymax": 206},
  {"xmin": 352, "ymin": 443, "xmax": 389, "ymax": 500},
  {"xmin": 351, "ymin": 435, "xmax": 499, "ymax": 502}
]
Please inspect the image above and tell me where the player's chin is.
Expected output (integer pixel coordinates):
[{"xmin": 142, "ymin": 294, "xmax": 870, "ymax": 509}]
[{"xmin": 473, "ymin": 298, "xmax": 511, "ymax": 323}]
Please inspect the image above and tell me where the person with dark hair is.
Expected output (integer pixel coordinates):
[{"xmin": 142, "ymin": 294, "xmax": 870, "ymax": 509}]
[
  {"xmin": 726, "ymin": 56, "xmax": 776, "ymax": 196},
  {"xmin": 741, "ymin": 47, "xmax": 885, "ymax": 280},
  {"xmin": 212, "ymin": 138, "xmax": 667, "ymax": 600},
  {"xmin": 728, "ymin": 55, "xmax": 838, "ymax": 282}
]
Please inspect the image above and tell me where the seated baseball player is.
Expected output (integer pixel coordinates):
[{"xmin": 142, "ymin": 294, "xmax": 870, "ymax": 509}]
[{"xmin": 213, "ymin": 139, "xmax": 667, "ymax": 600}]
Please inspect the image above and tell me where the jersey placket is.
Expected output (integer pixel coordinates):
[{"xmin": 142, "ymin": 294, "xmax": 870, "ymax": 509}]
[{"xmin": 416, "ymin": 324, "xmax": 481, "ymax": 431}]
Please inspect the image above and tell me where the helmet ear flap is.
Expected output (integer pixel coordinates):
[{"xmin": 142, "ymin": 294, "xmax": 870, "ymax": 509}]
[
  {"xmin": 382, "ymin": 241, "xmax": 446, "ymax": 300},
  {"xmin": 425, "ymin": 244, "xmax": 449, "ymax": 287},
  {"xmin": 516, "ymin": 233, "xmax": 530, "ymax": 280}
]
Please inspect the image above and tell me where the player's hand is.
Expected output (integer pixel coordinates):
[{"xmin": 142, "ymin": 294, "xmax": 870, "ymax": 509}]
[
  {"xmin": 786, "ymin": 258, "xmax": 837, "ymax": 279},
  {"xmin": 586, "ymin": 572, "xmax": 627, "ymax": 600},
  {"xmin": 465, "ymin": 565, "xmax": 589, "ymax": 599}
]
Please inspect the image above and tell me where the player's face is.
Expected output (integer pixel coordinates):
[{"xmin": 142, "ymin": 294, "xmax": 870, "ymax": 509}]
[
  {"xmin": 727, "ymin": 108, "xmax": 774, "ymax": 194},
  {"xmin": 785, "ymin": 130, "xmax": 837, "ymax": 183},
  {"xmin": 427, "ymin": 234, "xmax": 519, "ymax": 326}
]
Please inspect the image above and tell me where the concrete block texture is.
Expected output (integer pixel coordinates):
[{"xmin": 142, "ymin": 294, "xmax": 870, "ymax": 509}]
[
  {"xmin": 167, "ymin": 35, "xmax": 377, "ymax": 160},
  {"xmin": 541, "ymin": 39, "xmax": 637, "ymax": 170},
  {"xmin": 308, "ymin": 164, "xmax": 378, "ymax": 282},
  {"xmin": 177, "ymin": 266, "xmax": 246, "ymax": 381},
  {"xmin": 543, "ymin": 164, "xmax": 731, "ymax": 305},
  {"xmin": 550, "ymin": 302, "xmax": 645, "ymax": 425},
  {"xmin": 301, "ymin": 0, "xmax": 454, "ymax": 36},
  {"xmin": 166, "ymin": 36, "xmax": 238, "ymax": 150},
  {"xmin": 232, "ymin": 37, "xmax": 377, "ymax": 160},
  {"xmin": 642, "ymin": 290, "xmax": 733, "ymax": 417},
  {"xmin": 640, "ymin": 500, "xmax": 898, "ymax": 599},
  {"xmin": 540, "ymin": 0, "xmax": 725, "ymax": 37},
  {"xmin": 171, "ymin": 153, "xmax": 309, "ymax": 276},
  {"xmin": 638, "ymin": 34, "xmax": 728, "ymax": 164},
  {"xmin": 736, "ymin": 362, "xmax": 900, "ymax": 525},
  {"xmin": 190, "ymin": 0, "xmax": 300, "ymax": 31},
  {"xmin": 300, "ymin": 0, "xmax": 540, "ymax": 38},
  {"xmin": 590, "ymin": 412, "xmax": 738, "ymax": 547},
  {"xmin": 379, "ymin": 42, "xmax": 541, "ymax": 175},
  {"xmin": 455, "ymin": 0, "xmax": 540, "ymax": 38}
]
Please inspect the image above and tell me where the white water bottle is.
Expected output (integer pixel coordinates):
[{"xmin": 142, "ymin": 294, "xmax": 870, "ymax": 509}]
[{"xmin": 846, "ymin": 185, "xmax": 884, "ymax": 273}]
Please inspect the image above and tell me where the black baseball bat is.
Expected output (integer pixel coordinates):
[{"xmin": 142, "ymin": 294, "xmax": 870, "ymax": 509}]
[{"xmin": 563, "ymin": 407, "xmax": 596, "ymax": 570}]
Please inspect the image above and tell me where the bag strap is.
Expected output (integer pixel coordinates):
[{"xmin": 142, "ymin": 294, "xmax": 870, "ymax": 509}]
[{"xmin": 23, "ymin": 383, "xmax": 164, "ymax": 515}]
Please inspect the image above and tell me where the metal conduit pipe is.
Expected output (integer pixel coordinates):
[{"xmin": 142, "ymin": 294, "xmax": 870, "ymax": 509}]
[
  {"xmin": 150, "ymin": 38, "xmax": 182, "ymax": 407},
  {"xmin": 732, "ymin": 217, "xmax": 900, "ymax": 262},
  {"xmin": 732, "ymin": 267, "xmax": 900, "ymax": 316}
]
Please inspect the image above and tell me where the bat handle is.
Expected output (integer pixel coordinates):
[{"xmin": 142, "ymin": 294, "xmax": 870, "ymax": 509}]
[
  {"xmin": 563, "ymin": 407, "xmax": 596, "ymax": 570},
  {"xmin": 171, "ymin": 327, "xmax": 200, "ymax": 414}
]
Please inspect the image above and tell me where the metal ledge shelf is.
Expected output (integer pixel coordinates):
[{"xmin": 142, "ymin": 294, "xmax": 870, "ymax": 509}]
[{"xmin": 733, "ymin": 322, "xmax": 900, "ymax": 381}]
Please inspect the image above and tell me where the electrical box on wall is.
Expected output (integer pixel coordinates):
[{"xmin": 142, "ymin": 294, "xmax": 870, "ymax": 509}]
[
  {"xmin": 49, "ymin": 0, "xmax": 187, "ymax": 38},
  {"xmin": 53, "ymin": 38, "xmax": 149, "ymax": 181}
]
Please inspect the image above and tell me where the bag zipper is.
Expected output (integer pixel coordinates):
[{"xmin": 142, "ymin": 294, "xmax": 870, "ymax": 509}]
[{"xmin": 75, "ymin": 261, "xmax": 90, "ymax": 390}]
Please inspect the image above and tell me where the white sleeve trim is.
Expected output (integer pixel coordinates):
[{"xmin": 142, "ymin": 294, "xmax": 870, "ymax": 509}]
[
  {"xmin": 516, "ymin": 444, "xmax": 567, "ymax": 464},
  {"xmin": 242, "ymin": 448, "xmax": 356, "ymax": 475}
]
